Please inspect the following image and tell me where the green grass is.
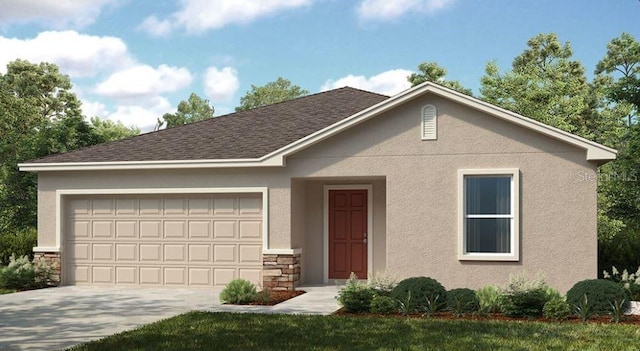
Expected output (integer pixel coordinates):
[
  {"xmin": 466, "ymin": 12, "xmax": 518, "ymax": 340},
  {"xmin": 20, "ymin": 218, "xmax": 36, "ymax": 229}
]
[
  {"xmin": 0, "ymin": 287, "xmax": 16, "ymax": 294},
  {"xmin": 68, "ymin": 312, "xmax": 640, "ymax": 351}
]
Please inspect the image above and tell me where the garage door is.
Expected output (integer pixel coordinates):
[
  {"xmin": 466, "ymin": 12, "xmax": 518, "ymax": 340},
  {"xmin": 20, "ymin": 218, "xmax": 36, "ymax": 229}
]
[{"xmin": 64, "ymin": 194, "xmax": 263, "ymax": 287}]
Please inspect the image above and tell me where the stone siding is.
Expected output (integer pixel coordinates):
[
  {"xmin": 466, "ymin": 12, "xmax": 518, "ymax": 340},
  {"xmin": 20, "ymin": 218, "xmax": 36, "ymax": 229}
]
[
  {"xmin": 262, "ymin": 253, "xmax": 301, "ymax": 291},
  {"xmin": 33, "ymin": 251, "xmax": 61, "ymax": 286}
]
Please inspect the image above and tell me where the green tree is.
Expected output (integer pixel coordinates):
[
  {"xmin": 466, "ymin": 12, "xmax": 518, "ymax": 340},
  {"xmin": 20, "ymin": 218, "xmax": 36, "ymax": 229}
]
[
  {"xmin": 236, "ymin": 77, "xmax": 308, "ymax": 112},
  {"xmin": 408, "ymin": 62, "xmax": 473, "ymax": 95},
  {"xmin": 597, "ymin": 123, "xmax": 640, "ymax": 272},
  {"xmin": 595, "ymin": 33, "xmax": 640, "ymax": 273},
  {"xmin": 157, "ymin": 93, "xmax": 215, "ymax": 130},
  {"xmin": 481, "ymin": 33, "xmax": 594, "ymax": 136},
  {"xmin": 90, "ymin": 117, "xmax": 140, "ymax": 142},
  {"xmin": 0, "ymin": 60, "xmax": 90, "ymax": 231},
  {"xmin": 0, "ymin": 60, "xmax": 133, "ymax": 233},
  {"xmin": 595, "ymin": 32, "xmax": 640, "ymax": 124}
]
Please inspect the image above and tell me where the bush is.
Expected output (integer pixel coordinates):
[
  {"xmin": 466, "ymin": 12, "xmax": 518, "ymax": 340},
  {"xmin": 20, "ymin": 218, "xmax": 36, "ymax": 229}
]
[
  {"xmin": 476, "ymin": 285, "xmax": 503, "ymax": 313},
  {"xmin": 0, "ymin": 228, "xmax": 38, "ymax": 265},
  {"xmin": 566, "ymin": 279, "xmax": 629, "ymax": 315},
  {"xmin": 219, "ymin": 279, "xmax": 258, "ymax": 304},
  {"xmin": 543, "ymin": 297, "xmax": 571, "ymax": 320},
  {"xmin": 390, "ymin": 277, "xmax": 446, "ymax": 313},
  {"xmin": 370, "ymin": 295, "xmax": 397, "ymax": 314},
  {"xmin": 367, "ymin": 271, "xmax": 397, "ymax": 297},
  {"xmin": 502, "ymin": 289, "xmax": 549, "ymax": 318},
  {"xmin": 446, "ymin": 288, "xmax": 479, "ymax": 315},
  {"xmin": 0, "ymin": 254, "xmax": 55, "ymax": 290},
  {"xmin": 500, "ymin": 271, "xmax": 551, "ymax": 318},
  {"xmin": 337, "ymin": 273, "xmax": 374, "ymax": 313}
]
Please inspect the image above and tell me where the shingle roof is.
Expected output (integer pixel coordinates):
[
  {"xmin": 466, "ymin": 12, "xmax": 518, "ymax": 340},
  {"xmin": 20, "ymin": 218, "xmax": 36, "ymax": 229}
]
[{"xmin": 30, "ymin": 87, "xmax": 389, "ymax": 164}]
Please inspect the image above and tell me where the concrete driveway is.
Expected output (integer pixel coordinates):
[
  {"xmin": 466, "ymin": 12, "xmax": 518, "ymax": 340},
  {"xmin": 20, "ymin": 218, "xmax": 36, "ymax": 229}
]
[{"xmin": 0, "ymin": 286, "xmax": 217, "ymax": 351}]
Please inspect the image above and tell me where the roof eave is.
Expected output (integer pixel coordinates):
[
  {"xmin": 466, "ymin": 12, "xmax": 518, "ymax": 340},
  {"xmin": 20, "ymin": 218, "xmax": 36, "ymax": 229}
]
[{"xmin": 18, "ymin": 156, "xmax": 285, "ymax": 172}]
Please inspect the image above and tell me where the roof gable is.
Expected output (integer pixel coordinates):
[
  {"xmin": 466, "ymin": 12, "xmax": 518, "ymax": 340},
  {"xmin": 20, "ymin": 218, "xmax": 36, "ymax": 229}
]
[{"xmin": 264, "ymin": 82, "xmax": 616, "ymax": 166}]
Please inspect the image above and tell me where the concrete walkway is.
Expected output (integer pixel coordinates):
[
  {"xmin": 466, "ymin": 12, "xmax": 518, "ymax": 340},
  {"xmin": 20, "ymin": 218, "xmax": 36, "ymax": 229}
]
[{"xmin": 0, "ymin": 285, "xmax": 341, "ymax": 351}]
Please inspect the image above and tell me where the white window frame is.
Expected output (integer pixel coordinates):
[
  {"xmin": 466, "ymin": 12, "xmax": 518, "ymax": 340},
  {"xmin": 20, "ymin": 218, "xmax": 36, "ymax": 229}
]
[{"xmin": 458, "ymin": 169, "xmax": 519, "ymax": 261}]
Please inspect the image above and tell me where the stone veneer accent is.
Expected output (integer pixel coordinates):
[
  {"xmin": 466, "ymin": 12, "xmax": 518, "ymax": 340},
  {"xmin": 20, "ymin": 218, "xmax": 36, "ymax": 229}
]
[
  {"xmin": 33, "ymin": 251, "xmax": 61, "ymax": 286},
  {"xmin": 262, "ymin": 253, "xmax": 301, "ymax": 291}
]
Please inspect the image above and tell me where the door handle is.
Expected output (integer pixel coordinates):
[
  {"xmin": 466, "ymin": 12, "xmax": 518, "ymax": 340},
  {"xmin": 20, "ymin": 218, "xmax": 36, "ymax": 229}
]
[{"xmin": 363, "ymin": 238, "xmax": 367, "ymax": 244}]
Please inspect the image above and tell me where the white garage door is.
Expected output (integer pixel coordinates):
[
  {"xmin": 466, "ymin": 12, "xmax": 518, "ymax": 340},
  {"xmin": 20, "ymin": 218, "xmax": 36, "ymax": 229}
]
[{"xmin": 64, "ymin": 193, "xmax": 263, "ymax": 287}]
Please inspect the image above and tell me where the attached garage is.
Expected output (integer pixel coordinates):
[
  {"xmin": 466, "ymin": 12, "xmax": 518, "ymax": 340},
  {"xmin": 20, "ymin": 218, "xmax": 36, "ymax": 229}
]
[{"xmin": 63, "ymin": 193, "xmax": 264, "ymax": 287}]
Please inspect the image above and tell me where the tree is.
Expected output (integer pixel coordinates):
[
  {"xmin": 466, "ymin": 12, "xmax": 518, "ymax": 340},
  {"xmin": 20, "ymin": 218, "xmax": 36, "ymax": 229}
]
[
  {"xmin": 89, "ymin": 117, "xmax": 140, "ymax": 142},
  {"xmin": 236, "ymin": 77, "xmax": 308, "ymax": 112},
  {"xmin": 0, "ymin": 60, "xmax": 135, "ymax": 233},
  {"xmin": 595, "ymin": 32, "xmax": 640, "ymax": 125},
  {"xmin": 407, "ymin": 62, "xmax": 473, "ymax": 95},
  {"xmin": 157, "ymin": 93, "xmax": 215, "ymax": 130},
  {"xmin": 595, "ymin": 33, "xmax": 640, "ymax": 272},
  {"xmin": 597, "ymin": 122, "xmax": 640, "ymax": 272},
  {"xmin": 0, "ymin": 60, "xmax": 90, "ymax": 231},
  {"xmin": 480, "ymin": 34, "xmax": 596, "ymax": 137}
]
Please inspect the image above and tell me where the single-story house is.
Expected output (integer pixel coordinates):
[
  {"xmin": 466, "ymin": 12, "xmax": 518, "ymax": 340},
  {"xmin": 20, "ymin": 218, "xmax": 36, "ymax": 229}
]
[{"xmin": 19, "ymin": 82, "xmax": 616, "ymax": 292}]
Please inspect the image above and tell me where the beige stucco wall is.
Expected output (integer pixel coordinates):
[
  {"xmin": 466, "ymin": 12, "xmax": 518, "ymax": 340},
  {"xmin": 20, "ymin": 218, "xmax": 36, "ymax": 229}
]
[{"xmin": 36, "ymin": 92, "xmax": 600, "ymax": 292}]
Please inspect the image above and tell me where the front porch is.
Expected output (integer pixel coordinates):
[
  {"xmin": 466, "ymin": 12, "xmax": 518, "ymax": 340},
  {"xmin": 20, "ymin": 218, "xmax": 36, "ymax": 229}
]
[{"xmin": 264, "ymin": 177, "xmax": 386, "ymax": 290}]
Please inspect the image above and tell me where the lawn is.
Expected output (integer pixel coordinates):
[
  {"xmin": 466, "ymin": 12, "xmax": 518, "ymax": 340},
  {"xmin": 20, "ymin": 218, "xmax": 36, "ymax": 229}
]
[{"xmin": 68, "ymin": 312, "xmax": 640, "ymax": 351}]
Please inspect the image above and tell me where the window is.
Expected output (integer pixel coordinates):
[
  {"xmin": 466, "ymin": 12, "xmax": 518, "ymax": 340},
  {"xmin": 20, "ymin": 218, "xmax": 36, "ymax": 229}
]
[
  {"xmin": 421, "ymin": 105, "xmax": 437, "ymax": 140},
  {"xmin": 458, "ymin": 169, "xmax": 519, "ymax": 261}
]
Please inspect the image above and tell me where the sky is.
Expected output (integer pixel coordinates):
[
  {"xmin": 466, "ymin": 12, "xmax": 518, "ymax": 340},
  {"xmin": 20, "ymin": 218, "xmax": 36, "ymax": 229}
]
[{"xmin": 0, "ymin": 0, "xmax": 639, "ymax": 132}]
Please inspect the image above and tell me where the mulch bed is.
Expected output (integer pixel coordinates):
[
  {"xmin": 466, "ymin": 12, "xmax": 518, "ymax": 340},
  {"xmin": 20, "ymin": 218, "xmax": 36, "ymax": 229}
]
[
  {"xmin": 333, "ymin": 309, "xmax": 640, "ymax": 325},
  {"xmin": 247, "ymin": 290, "xmax": 306, "ymax": 306}
]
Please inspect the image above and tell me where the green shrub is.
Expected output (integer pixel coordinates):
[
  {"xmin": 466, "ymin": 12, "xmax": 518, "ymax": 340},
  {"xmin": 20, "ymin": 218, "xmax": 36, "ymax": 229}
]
[
  {"xmin": 500, "ymin": 271, "xmax": 551, "ymax": 318},
  {"xmin": 370, "ymin": 295, "xmax": 397, "ymax": 314},
  {"xmin": 0, "ymin": 255, "xmax": 36, "ymax": 290},
  {"xmin": 337, "ymin": 273, "xmax": 374, "ymax": 313},
  {"xmin": 566, "ymin": 279, "xmax": 629, "ymax": 315},
  {"xmin": 367, "ymin": 271, "xmax": 397, "ymax": 297},
  {"xmin": 543, "ymin": 297, "xmax": 571, "ymax": 320},
  {"xmin": 476, "ymin": 285, "xmax": 503, "ymax": 313},
  {"xmin": 502, "ymin": 289, "xmax": 549, "ymax": 318},
  {"xmin": 219, "ymin": 279, "xmax": 258, "ymax": 304},
  {"xmin": 0, "ymin": 228, "xmax": 38, "ymax": 265},
  {"xmin": 446, "ymin": 288, "xmax": 479, "ymax": 316},
  {"xmin": 390, "ymin": 277, "xmax": 446, "ymax": 313}
]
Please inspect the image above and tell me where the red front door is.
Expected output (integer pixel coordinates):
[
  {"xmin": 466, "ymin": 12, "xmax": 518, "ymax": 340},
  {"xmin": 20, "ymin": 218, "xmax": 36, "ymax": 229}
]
[{"xmin": 329, "ymin": 189, "xmax": 368, "ymax": 279}]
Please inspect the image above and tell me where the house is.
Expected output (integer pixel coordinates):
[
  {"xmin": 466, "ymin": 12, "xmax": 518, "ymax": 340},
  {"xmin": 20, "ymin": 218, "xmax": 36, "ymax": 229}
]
[{"xmin": 19, "ymin": 82, "xmax": 616, "ymax": 292}]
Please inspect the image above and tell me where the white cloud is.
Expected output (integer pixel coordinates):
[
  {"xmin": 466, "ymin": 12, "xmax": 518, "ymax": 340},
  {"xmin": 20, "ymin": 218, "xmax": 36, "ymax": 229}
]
[
  {"xmin": 81, "ymin": 100, "xmax": 109, "ymax": 119},
  {"xmin": 95, "ymin": 64, "xmax": 193, "ymax": 99},
  {"xmin": 137, "ymin": 15, "xmax": 173, "ymax": 37},
  {"xmin": 204, "ymin": 67, "xmax": 239, "ymax": 103},
  {"xmin": 140, "ymin": 0, "xmax": 312, "ymax": 35},
  {"xmin": 357, "ymin": 0, "xmax": 455, "ymax": 21},
  {"xmin": 86, "ymin": 97, "xmax": 174, "ymax": 133},
  {"xmin": 0, "ymin": 31, "xmax": 132, "ymax": 77},
  {"xmin": 321, "ymin": 69, "xmax": 413, "ymax": 96},
  {"xmin": 0, "ymin": 0, "xmax": 118, "ymax": 28}
]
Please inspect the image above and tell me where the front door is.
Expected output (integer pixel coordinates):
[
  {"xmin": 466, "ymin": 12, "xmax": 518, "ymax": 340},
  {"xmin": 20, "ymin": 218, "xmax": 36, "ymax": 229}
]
[{"xmin": 328, "ymin": 189, "xmax": 368, "ymax": 279}]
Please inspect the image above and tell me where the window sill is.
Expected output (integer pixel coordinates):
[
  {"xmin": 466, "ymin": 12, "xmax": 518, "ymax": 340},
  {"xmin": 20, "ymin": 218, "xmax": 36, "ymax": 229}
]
[{"xmin": 458, "ymin": 253, "xmax": 519, "ymax": 262}]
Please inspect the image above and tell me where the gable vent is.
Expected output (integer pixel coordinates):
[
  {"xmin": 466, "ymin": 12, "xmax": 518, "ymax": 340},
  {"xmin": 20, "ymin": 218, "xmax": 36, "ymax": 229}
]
[{"xmin": 422, "ymin": 104, "xmax": 437, "ymax": 140}]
